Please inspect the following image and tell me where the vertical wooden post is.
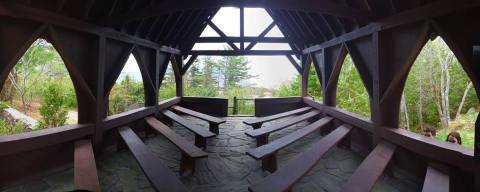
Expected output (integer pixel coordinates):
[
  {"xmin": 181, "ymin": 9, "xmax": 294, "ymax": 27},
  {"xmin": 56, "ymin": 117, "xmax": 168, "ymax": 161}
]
[
  {"xmin": 233, "ymin": 96, "xmax": 238, "ymax": 115},
  {"xmin": 171, "ymin": 55, "xmax": 183, "ymax": 97},
  {"xmin": 301, "ymin": 55, "xmax": 311, "ymax": 97},
  {"xmin": 94, "ymin": 36, "xmax": 106, "ymax": 147},
  {"xmin": 240, "ymin": 6, "xmax": 245, "ymax": 51},
  {"xmin": 474, "ymin": 45, "xmax": 480, "ymax": 160}
]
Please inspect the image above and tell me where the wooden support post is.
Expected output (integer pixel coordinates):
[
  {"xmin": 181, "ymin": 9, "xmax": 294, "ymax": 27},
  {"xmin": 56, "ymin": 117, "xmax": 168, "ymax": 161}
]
[
  {"xmin": 180, "ymin": 153, "xmax": 195, "ymax": 176},
  {"xmin": 256, "ymin": 134, "xmax": 269, "ymax": 147},
  {"xmin": 171, "ymin": 55, "xmax": 184, "ymax": 97},
  {"xmin": 194, "ymin": 134, "xmax": 207, "ymax": 149},
  {"xmin": 209, "ymin": 122, "xmax": 219, "ymax": 135},
  {"xmin": 301, "ymin": 55, "xmax": 311, "ymax": 97},
  {"xmin": 262, "ymin": 154, "xmax": 278, "ymax": 173},
  {"xmin": 474, "ymin": 45, "xmax": 480, "ymax": 161}
]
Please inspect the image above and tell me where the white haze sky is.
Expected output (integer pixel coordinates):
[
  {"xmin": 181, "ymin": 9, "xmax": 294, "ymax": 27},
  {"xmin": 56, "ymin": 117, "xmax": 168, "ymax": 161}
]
[{"xmin": 120, "ymin": 7, "xmax": 298, "ymax": 89}]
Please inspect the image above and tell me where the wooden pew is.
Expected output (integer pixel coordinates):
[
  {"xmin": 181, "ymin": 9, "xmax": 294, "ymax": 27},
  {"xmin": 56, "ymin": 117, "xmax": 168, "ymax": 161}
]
[
  {"xmin": 249, "ymin": 124, "xmax": 353, "ymax": 192},
  {"xmin": 243, "ymin": 107, "xmax": 312, "ymax": 129},
  {"xmin": 246, "ymin": 117, "xmax": 333, "ymax": 172},
  {"xmin": 341, "ymin": 141, "xmax": 396, "ymax": 192},
  {"xmin": 162, "ymin": 110, "xmax": 216, "ymax": 149},
  {"xmin": 245, "ymin": 110, "xmax": 321, "ymax": 146},
  {"xmin": 145, "ymin": 116, "xmax": 208, "ymax": 175},
  {"xmin": 118, "ymin": 126, "xmax": 188, "ymax": 192},
  {"xmin": 74, "ymin": 139, "xmax": 101, "ymax": 192},
  {"xmin": 422, "ymin": 163, "xmax": 449, "ymax": 192},
  {"xmin": 171, "ymin": 105, "xmax": 226, "ymax": 134}
]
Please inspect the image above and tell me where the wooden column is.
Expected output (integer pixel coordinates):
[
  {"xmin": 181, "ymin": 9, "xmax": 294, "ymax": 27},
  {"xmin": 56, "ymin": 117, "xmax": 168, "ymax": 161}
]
[
  {"xmin": 171, "ymin": 55, "xmax": 184, "ymax": 97},
  {"xmin": 300, "ymin": 55, "xmax": 311, "ymax": 97}
]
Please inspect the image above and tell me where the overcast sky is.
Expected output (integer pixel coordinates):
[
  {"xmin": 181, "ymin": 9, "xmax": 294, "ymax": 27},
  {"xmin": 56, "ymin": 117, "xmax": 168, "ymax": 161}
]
[{"xmin": 121, "ymin": 7, "xmax": 298, "ymax": 89}]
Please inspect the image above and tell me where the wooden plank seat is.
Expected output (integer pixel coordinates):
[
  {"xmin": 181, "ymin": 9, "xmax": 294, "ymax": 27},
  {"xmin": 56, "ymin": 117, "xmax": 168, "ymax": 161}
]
[
  {"xmin": 245, "ymin": 110, "xmax": 321, "ymax": 146},
  {"xmin": 171, "ymin": 105, "xmax": 226, "ymax": 135},
  {"xmin": 249, "ymin": 124, "xmax": 353, "ymax": 192},
  {"xmin": 118, "ymin": 126, "xmax": 188, "ymax": 192},
  {"xmin": 340, "ymin": 141, "xmax": 397, "ymax": 192},
  {"xmin": 243, "ymin": 107, "xmax": 312, "ymax": 129},
  {"xmin": 162, "ymin": 110, "xmax": 216, "ymax": 149},
  {"xmin": 246, "ymin": 117, "xmax": 334, "ymax": 172},
  {"xmin": 422, "ymin": 163, "xmax": 449, "ymax": 192},
  {"xmin": 74, "ymin": 139, "xmax": 101, "ymax": 192},
  {"xmin": 145, "ymin": 116, "xmax": 208, "ymax": 175}
]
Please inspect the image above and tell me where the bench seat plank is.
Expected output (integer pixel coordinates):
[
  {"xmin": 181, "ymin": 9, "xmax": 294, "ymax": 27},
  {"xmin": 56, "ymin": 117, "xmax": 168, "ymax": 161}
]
[
  {"xmin": 171, "ymin": 105, "xmax": 226, "ymax": 134},
  {"xmin": 145, "ymin": 116, "xmax": 208, "ymax": 158},
  {"xmin": 249, "ymin": 124, "xmax": 352, "ymax": 192},
  {"xmin": 171, "ymin": 105, "xmax": 226, "ymax": 124},
  {"xmin": 341, "ymin": 141, "xmax": 396, "ymax": 192},
  {"xmin": 247, "ymin": 117, "xmax": 334, "ymax": 160},
  {"xmin": 243, "ymin": 107, "xmax": 312, "ymax": 127},
  {"xmin": 422, "ymin": 164, "xmax": 449, "ymax": 192},
  {"xmin": 245, "ymin": 110, "xmax": 321, "ymax": 138},
  {"xmin": 74, "ymin": 139, "xmax": 101, "ymax": 192},
  {"xmin": 162, "ymin": 110, "xmax": 215, "ymax": 138},
  {"xmin": 118, "ymin": 126, "xmax": 188, "ymax": 192}
]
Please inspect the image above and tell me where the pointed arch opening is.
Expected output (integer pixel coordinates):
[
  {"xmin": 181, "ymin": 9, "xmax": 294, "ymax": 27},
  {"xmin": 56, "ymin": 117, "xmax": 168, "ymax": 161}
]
[
  {"xmin": 159, "ymin": 61, "xmax": 177, "ymax": 101},
  {"xmin": 336, "ymin": 54, "xmax": 371, "ymax": 118},
  {"xmin": 0, "ymin": 38, "xmax": 78, "ymax": 135},
  {"xmin": 307, "ymin": 62, "xmax": 323, "ymax": 101},
  {"xmin": 108, "ymin": 54, "xmax": 145, "ymax": 115},
  {"xmin": 401, "ymin": 37, "xmax": 478, "ymax": 148}
]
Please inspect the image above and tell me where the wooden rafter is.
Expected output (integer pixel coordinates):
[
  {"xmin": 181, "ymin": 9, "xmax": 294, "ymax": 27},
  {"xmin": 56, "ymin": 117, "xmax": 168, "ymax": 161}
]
[
  {"xmin": 207, "ymin": 20, "xmax": 239, "ymax": 50},
  {"xmin": 102, "ymin": 0, "xmax": 370, "ymax": 25}
]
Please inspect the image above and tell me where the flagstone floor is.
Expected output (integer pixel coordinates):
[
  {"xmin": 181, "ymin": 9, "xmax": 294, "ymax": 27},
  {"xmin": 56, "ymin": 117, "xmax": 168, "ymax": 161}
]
[{"xmin": 2, "ymin": 116, "xmax": 422, "ymax": 192}]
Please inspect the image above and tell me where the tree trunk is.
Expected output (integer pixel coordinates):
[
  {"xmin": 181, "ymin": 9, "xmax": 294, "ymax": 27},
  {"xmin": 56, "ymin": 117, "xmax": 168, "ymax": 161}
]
[{"xmin": 455, "ymin": 82, "xmax": 473, "ymax": 120}]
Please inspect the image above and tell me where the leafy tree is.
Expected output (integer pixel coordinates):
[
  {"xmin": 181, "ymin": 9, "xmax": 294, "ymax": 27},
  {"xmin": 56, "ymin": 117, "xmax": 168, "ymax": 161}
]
[
  {"xmin": 7, "ymin": 39, "xmax": 62, "ymax": 114},
  {"xmin": 37, "ymin": 81, "xmax": 69, "ymax": 129},
  {"xmin": 109, "ymin": 74, "xmax": 144, "ymax": 115}
]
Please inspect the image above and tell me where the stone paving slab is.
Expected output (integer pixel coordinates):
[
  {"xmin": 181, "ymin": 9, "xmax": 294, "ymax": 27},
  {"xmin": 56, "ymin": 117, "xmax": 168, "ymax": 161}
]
[{"xmin": 1, "ymin": 116, "xmax": 422, "ymax": 192}]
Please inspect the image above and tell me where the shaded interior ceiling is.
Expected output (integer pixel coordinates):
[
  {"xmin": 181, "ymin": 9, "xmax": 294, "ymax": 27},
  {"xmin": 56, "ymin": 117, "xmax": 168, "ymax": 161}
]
[{"xmin": 13, "ymin": 0, "xmax": 440, "ymax": 53}]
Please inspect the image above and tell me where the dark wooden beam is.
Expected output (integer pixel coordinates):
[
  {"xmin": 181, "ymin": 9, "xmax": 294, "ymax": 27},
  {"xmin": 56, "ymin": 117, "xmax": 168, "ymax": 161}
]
[
  {"xmin": 103, "ymin": 0, "xmax": 370, "ymax": 25},
  {"xmin": 189, "ymin": 50, "xmax": 300, "ymax": 56},
  {"xmin": 181, "ymin": 54, "xmax": 198, "ymax": 75},
  {"xmin": 246, "ymin": 22, "xmax": 275, "ymax": 50},
  {"xmin": 286, "ymin": 55, "xmax": 302, "ymax": 74},
  {"xmin": 0, "ymin": 2, "xmax": 181, "ymax": 54},
  {"xmin": 82, "ymin": 0, "xmax": 95, "ymax": 19},
  {"xmin": 240, "ymin": 6, "xmax": 245, "ymax": 50},
  {"xmin": 303, "ymin": 0, "xmax": 480, "ymax": 53},
  {"xmin": 196, "ymin": 37, "xmax": 290, "ymax": 43},
  {"xmin": 207, "ymin": 21, "xmax": 239, "ymax": 50}
]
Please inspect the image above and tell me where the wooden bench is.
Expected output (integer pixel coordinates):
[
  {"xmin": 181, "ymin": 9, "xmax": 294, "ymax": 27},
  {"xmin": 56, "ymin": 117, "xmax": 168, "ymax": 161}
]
[
  {"xmin": 243, "ymin": 107, "xmax": 312, "ymax": 129},
  {"xmin": 249, "ymin": 124, "xmax": 352, "ymax": 192},
  {"xmin": 145, "ymin": 116, "xmax": 208, "ymax": 175},
  {"xmin": 171, "ymin": 105, "xmax": 226, "ymax": 134},
  {"xmin": 340, "ymin": 141, "xmax": 396, "ymax": 192},
  {"xmin": 422, "ymin": 163, "xmax": 449, "ymax": 192},
  {"xmin": 162, "ymin": 110, "xmax": 215, "ymax": 149},
  {"xmin": 246, "ymin": 117, "xmax": 333, "ymax": 172},
  {"xmin": 245, "ymin": 110, "xmax": 321, "ymax": 146},
  {"xmin": 74, "ymin": 139, "xmax": 101, "ymax": 192},
  {"xmin": 118, "ymin": 126, "xmax": 188, "ymax": 192}
]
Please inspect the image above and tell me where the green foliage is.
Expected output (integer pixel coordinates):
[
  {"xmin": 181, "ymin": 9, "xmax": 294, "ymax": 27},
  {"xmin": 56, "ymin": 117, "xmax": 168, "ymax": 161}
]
[
  {"xmin": 109, "ymin": 74, "xmax": 145, "ymax": 115},
  {"xmin": 336, "ymin": 55, "xmax": 371, "ymax": 117},
  {"xmin": 0, "ymin": 119, "xmax": 25, "ymax": 136},
  {"xmin": 37, "ymin": 81, "xmax": 69, "ymax": 129}
]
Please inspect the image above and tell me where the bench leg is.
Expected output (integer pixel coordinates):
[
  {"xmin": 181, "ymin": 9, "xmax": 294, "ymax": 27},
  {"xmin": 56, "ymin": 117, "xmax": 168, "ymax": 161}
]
[
  {"xmin": 262, "ymin": 155, "xmax": 277, "ymax": 173},
  {"xmin": 145, "ymin": 125, "xmax": 157, "ymax": 138},
  {"xmin": 180, "ymin": 153, "xmax": 195, "ymax": 176},
  {"xmin": 256, "ymin": 134, "xmax": 269, "ymax": 147},
  {"xmin": 161, "ymin": 115, "xmax": 173, "ymax": 125},
  {"xmin": 194, "ymin": 134, "xmax": 207, "ymax": 149},
  {"xmin": 209, "ymin": 123, "xmax": 219, "ymax": 135},
  {"xmin": 252, "ymin": 123, "xmax": 263, "ymax": 129}
]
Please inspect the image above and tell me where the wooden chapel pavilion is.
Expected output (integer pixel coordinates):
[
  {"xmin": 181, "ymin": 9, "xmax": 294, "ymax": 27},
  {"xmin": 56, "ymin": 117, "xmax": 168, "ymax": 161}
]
[{"xmin": 0, "ymin": 0, "xmax": 480, "ymax": 191}]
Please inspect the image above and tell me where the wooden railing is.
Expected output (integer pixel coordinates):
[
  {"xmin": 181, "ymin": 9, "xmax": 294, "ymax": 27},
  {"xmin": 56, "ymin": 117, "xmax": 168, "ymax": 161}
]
[{"xmin": 303, "ymin": 97, "xmax": 478, "ymax": 172}]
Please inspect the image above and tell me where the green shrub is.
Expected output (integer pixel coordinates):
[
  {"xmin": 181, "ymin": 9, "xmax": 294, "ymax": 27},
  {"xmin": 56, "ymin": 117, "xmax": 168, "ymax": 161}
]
[
  {"xmin": 0, "ymin": 119, "xmax": 25, "ymax": 136},
  {"xmin": 37, "ymin": 81, "xmax": 68, "ymax": 129}
]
